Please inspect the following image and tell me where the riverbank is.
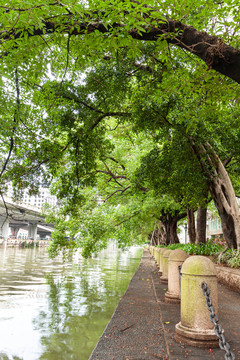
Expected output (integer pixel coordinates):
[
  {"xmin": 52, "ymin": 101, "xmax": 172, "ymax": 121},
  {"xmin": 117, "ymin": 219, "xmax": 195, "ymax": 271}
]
[{"xmin": 89, "ymin": 249, "xmax": 240, "ymax": 360}]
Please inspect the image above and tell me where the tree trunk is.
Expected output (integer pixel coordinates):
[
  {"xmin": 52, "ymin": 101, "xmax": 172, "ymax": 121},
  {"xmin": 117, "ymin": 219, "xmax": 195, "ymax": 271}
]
[
  {"xmin": 149, "ymin": 229, "xmax": 158, "ymax": 246},
  {"xmin": 157, "ymin": 222, "xmax": 167, "ymax": 245},
  {"xmin": 149, "ymin": 222, "xmax": 167, "ymax": 246},
  {"xmin": 163, "ymin": 216, "xmax": 180, "ymax": 245},
  {"xmin": 169, "ymin": 218, "xmax": 180, "ymax": 244},
  {"xmin": 187, "ymin": 208, "xmax": 196, "ymax": 244},
  {"xmin": 196, "ymin": 205, "xmax": 207, "ymax": 244},
  {"xmin": 164, "ymin": 222, "xmax": 171, "ymax": 245},
  {"xmin": 191, "ymin": 141, "xmax": 240, "ymax": 249},
  {"xmin": 207, "ymin": 151, "xmax": 240, "ymax": 249},
  {"xmin": 209, "ymin": 177, "xmax": 239, "ymax": 249}
]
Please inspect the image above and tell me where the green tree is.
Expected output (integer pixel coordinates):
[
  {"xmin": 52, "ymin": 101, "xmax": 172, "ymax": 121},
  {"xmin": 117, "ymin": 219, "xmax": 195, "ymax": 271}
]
[
  {"xmin": 19, "ymin": 57, "xmax": 240, "ymax": 251},
  {"xmin": 1, "ymin": 1, "xmax": 240, "ymax": 252}
]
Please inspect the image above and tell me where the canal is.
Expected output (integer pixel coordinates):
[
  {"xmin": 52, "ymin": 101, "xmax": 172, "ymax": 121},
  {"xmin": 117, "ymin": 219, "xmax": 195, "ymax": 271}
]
[{"xmin": 0, "ymin": 243, "xmax": 143, "ymax": 360}]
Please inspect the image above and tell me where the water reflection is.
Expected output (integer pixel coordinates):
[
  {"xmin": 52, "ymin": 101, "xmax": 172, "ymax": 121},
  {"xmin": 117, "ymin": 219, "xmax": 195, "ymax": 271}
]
[{"xmin": 0, "ymin": 244, "xmax": 142, "ymax": 360}]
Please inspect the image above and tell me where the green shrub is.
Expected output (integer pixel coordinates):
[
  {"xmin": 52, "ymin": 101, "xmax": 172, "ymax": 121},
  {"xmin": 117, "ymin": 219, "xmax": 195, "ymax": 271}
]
[
  {"xmin": 221, "ymin": 249, "xmax": 240, "ymax": 269},
  {"xmin": 153, "ymin": 240, "xmax": 226, "ymax": 258},
  {"xmin": 183, "ymin": 240, "xmax": 222, "ymax": 256},
  {"xmin": 152, "ymin": 240, "xmax": 239, "ymax": 269},
  {"xmin": 167, "ymin": 243, "xmax": 185, "ymax": 250}
]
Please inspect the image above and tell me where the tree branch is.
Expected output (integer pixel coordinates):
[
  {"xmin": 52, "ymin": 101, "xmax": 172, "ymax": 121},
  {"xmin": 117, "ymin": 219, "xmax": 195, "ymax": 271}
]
[
  {"xmin": 0, "ymin": 68, "xmax": 19, "ymax": 178},
  {"xmin": 0, "ymin": 3, "xmax": 58, "ymax": 12},
  {"xmin": 90, "ymin": 112, "xmax": 130, "ymax": 131},
  {"xmin": 102, "ymin": 162, "xmax": 126, "ymax": 187},
  {"xmin": 61, "ymin": 93, "xmax": 105, "ymax": 113},
  {"xmin": 2, "ymin": 11, "xmax": 240, "ymax": 83},
  {"xmin": 103, "ymin": 186, "xmax": 131, "ymax": 202},
  {"xmin": 103, "ymin": 156, "xmax": 126, "ymax": 170},
  {"xmin": 96, "ymin": 170, "xmax": 128, "ymax": 180},
  {"xmin": 115, "ymin": 210, "xmax": 142, "ymax": 227}
]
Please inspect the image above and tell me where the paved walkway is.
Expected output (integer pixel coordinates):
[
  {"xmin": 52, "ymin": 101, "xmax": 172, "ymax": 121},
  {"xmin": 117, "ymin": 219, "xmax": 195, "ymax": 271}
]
[{"xmin": 89, "ymin": 250, "xmax": 240, "ymax": 360}]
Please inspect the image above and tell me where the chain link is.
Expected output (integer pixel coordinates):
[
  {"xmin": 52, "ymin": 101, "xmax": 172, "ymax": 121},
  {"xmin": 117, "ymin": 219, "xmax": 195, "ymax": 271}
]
[
  {"xmin": 178, "ymin": 265, "xmax": 182, "ymax": 298},
  {"xmin": 201, "ymin": 282, "xmax": 235, "ymax": 360},
  {"xmin": 178, "ymin": 265, "xmax": 182, "ymax": 279}
]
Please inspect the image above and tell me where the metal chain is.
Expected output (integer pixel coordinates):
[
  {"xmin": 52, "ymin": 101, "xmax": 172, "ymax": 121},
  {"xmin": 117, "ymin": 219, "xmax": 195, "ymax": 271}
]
[
  {"xmin": 178, "ymin": 265, "xmax": 182, "ymax": 298},
  {"xmin": 201, "ymin": 282, "xmax": 235, "ymax": 360},
  {"xmin": 178, "ymin": 265, "xmax": 182, "ymax": 277}
]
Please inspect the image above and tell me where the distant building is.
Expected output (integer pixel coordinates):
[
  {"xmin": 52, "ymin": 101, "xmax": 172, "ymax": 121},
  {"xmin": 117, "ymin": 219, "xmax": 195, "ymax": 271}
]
[
  {"xmin": 206, "ymin": 216, "xmax": 223, "ymax": 238},
  {"xmin": 178, "ymin": 212, "xmax": 223, "ymax": 244},
  {"xmin": 6, "ymin": 184, "xmax": 57, "ymax": 210},
  {"xmin": 21, "ymin": 187, "xmax": 57, "ymax": 209}
]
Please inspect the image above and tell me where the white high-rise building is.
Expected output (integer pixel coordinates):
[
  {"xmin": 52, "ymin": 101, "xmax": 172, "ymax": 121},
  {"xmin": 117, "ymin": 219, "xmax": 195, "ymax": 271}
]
[
  {"xmin": 6, "ymin": 184, "xmax": 57, "ymax": 209},
  {"xmin": 22, "ymin": 187, "xmax": 57, "ymax": 209}
]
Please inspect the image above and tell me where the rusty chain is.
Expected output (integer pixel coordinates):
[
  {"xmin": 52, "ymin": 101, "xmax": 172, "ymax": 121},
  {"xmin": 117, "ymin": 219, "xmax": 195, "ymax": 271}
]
[
  {"xmin": 201, "ymin": 282, "xmax": 235, "ymax": 360},
  {"xmin": 178, "ymin": 264, "xmax": 182, "ymax": 276},
  {"xmin": 178, "ymin": 265, "xmax": 182, "ymax": 298}
]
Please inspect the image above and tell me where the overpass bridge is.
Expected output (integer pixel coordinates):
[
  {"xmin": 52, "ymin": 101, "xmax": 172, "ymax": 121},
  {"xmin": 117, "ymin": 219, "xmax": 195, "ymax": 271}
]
[{"xmin": 0, "ymin": 196, "xmax": 54, "ymax": 242}]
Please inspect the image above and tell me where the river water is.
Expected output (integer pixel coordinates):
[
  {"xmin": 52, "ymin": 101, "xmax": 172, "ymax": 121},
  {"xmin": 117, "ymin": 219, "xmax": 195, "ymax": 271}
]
[{"xmin": 0, "ymin": 243, "xmax": 143, "ymax": 360}]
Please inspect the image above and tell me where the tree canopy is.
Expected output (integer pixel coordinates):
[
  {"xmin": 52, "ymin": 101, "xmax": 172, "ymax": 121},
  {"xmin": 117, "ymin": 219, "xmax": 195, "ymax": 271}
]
[{"xmin": 1, "ymin": 1, "xmax": 240, "ymax": 255}]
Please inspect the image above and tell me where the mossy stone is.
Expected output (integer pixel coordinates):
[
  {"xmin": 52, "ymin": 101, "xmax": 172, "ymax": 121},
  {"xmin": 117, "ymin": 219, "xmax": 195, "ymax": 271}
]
[
  {"xmin": 180, "ymin": 256, "xmax": 218, "ymax": 331},
  {"xmin": 182, "ymin": 255, "xmax": 216, "ymax": 276},
  {"xmin": 168, "ymin": 249, "xmax": 188, "ymax": 262}
]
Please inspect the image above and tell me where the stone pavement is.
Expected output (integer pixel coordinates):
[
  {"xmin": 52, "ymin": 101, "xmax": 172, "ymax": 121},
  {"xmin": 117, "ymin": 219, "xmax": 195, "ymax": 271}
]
[{"xmin": 89, "ymin": 250, "xmax": 240, "ymax": 360}]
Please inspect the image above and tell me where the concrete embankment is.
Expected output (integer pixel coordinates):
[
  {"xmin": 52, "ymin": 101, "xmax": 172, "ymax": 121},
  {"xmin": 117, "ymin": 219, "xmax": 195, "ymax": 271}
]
[{"xmin": 89, "ymin": 249, "xmax": 240, "ymax": 360}]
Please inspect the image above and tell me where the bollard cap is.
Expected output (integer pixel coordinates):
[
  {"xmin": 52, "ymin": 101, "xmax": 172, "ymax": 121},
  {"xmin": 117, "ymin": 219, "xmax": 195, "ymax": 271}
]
[
  {"xmin": 162, "ymin": 249, "xmax": 172, "ymax": 258},
  {"xmin": 168, "ymin": 249, "xmax": 188, "ymax": 262},
  {"xmin": 159, "ymin": 247, "xmax": 168, "ymax": 255},
  {"xmin": 181, "ymin": 255, "xmax": 216, "ymax": 276},
  {"xmin": 159, "ymin": 247, "xmax": 167, "ymax": 254}
]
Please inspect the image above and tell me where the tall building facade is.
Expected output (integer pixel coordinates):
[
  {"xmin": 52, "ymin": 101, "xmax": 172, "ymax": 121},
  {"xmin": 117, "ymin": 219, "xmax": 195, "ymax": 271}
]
[
  {"xmin": 6, "ymin": 184, "xmax": 57, "ymax": 209},
  {"xmin": 21, "ymin": 187, "xmax": 57, "ymax": 209}
]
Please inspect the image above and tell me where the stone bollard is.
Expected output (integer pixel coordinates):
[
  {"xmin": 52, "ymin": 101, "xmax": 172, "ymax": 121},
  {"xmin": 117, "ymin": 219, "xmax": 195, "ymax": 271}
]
[
  {"xmin": 149, "ymin": 245, "xmax": 153, "ymax": 255},
  {"xmin": 158, "ymin": 248, "xmax": 167, "ymax": 275},
  {"xmin": 165, "ymin": 249, "xmax": 189, "ymax": 303},
  {"xmin": 156, "ymin": 248, "xmax": 161, "ymax": 268},
  {"xmin": 160, "ymin": 249, "xmax": 172, "ymax": 284},
  {"xmin": 175, "ymin": 256, "xmax": 219, "ymax": 348},
  {"xmin": 151, "ymin": 246, "xmax": 155, "ymax": 258},
  {"xmin": 151, "ymin": 246, "xmax": 154, "ymax": 256},
  {"xmin": 154, "ymin": 247, "xmax": 159, "ymax": 263},
  {"xmin": 153, "ymin": 246, "xmax": 156, "ymax": 260},
  {"xmin": 154, "ymin": 246, "xmax": 157, "ymax": 260}
]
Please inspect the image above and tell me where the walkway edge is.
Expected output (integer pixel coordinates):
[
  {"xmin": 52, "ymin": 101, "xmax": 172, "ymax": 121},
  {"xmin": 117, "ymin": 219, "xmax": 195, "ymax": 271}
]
[
  {"xmin": 89, "ymin": 249, "xmax": 169, "ymax": 360},
  {"xmin": 151, "ymin": 273, "xmax": 171, "ymax": 359}
]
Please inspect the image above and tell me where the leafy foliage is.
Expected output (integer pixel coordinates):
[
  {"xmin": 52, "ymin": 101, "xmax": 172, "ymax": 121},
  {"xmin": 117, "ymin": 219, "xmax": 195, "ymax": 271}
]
[
  {"xmin": 220, "ymin": 249, "xmax": 240, "ymax": 269},
  {"xmin": 1, "ymin": 1, "xmax": 240, "ymax": 256},
  {"xmin": 167, "ymin": 243, "xmax": 185, "ymax": 250},
  {"xmin": 183, "ymin": 241, "xmax": 221, "ymax": 256},
  {"xmin": 164, "ymin": 240, "xmax": 222, "ymax": 255}
]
